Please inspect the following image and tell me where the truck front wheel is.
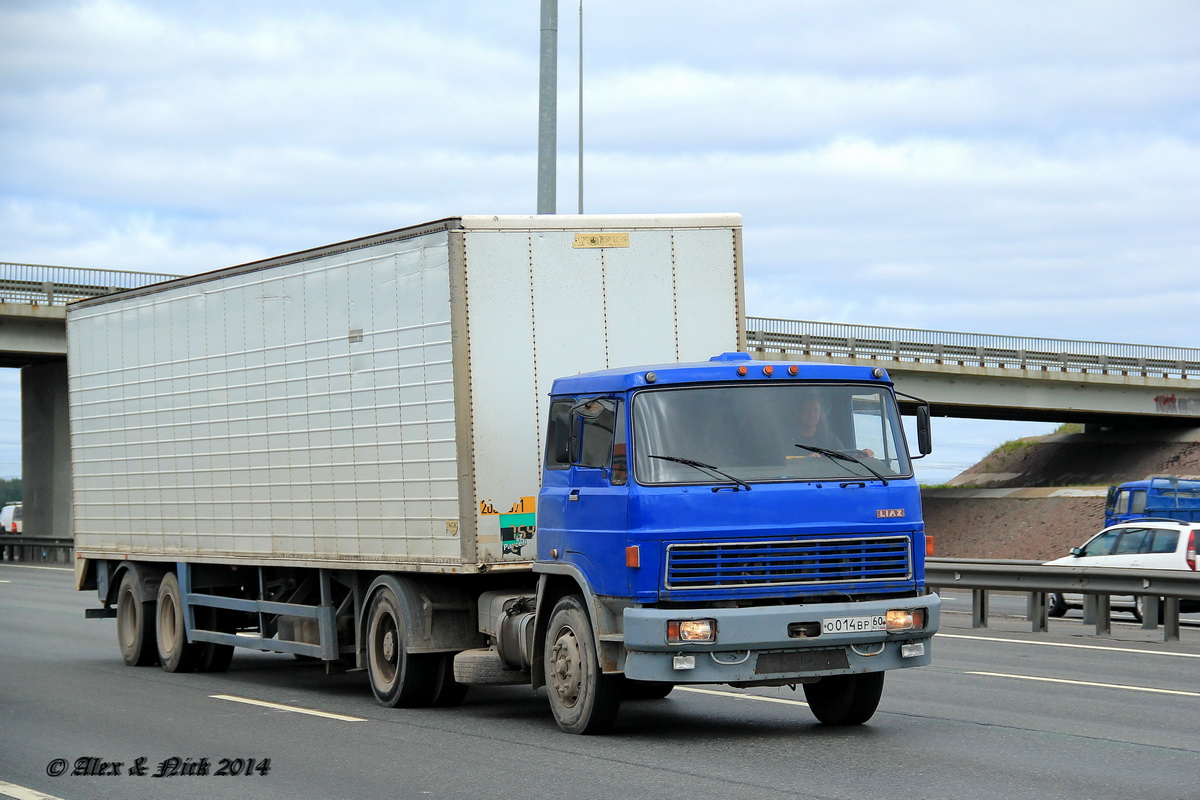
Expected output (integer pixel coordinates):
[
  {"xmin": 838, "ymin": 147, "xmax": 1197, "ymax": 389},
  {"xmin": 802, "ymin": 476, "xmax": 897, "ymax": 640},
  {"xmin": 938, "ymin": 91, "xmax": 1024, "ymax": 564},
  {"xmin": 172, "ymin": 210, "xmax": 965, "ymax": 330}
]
[
  {"xmin": 116, "ymin": 570, "xmax": 157, "ymax": 667},
  {"xmin": 544, "ymin": 595, "xmax": 620, "ymax": 734},
  {"xmin": 803, "ymin": 672, "xmax": 885, "ymax": 725},
  {"xmin": 365, "ymin": 584, "xmax": 440, "ymax": 707}
]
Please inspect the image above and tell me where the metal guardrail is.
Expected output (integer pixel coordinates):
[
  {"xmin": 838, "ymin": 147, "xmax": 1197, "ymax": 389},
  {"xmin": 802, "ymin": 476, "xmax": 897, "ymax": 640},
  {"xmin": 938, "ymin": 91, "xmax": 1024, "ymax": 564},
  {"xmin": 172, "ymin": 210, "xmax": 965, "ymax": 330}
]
[
  {"xmin": 927, "ymin": 558, "xmax": 1200, "ymax": 642},
  {"xmin": 0, "ymin": 536, "xmax": 73, "ymax": 565},
  {"xmin": 747, "ymin": 317, "xmax": 1200, "ymax": 380},
  {"xmin": 0, "ymin": 263, "xmax": 178, "ymax": 306}
]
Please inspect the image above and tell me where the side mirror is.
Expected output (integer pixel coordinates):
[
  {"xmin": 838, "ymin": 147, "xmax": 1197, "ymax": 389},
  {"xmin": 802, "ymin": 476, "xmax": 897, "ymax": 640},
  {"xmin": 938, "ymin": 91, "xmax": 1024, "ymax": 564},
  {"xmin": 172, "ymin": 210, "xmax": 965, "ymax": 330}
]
[
  {"xmin": 916, "ymin": 405, "xmax": 932, "ymax": 456},
  {"xmin": 1070, "ymin": 547, "xmax": 1083, "ymax": 557}
]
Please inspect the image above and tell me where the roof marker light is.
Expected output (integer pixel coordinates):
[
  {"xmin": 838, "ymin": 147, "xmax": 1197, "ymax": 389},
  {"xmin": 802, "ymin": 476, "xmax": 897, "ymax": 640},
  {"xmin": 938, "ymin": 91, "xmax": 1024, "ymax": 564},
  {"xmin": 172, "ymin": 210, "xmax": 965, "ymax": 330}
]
[
  {"xmin": 737, "ymin": 366, "xmax": 748, "ymax": 376},
  {"xmin": 762, "ymin": 365, "xmax": 774, "ymax": 376},
  {"xmin": 645, "ymin": 372, "xmax": 657, "ymax": 383},
  {"xmin": 788, "ymin": 365, "xmax": 799, "ymax": 376}
]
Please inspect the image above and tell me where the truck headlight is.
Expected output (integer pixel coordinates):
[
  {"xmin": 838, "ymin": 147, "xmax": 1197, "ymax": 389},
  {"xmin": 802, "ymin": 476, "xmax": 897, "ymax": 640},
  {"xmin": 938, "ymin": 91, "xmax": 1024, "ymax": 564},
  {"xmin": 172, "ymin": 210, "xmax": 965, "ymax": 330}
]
[
  {"xmin": 886, "ymin": 609, "xmax": 926, "ymax": 632},
  {"xmin": 667, "ymin": 619, "xmax": 717, "ymax": 643}
]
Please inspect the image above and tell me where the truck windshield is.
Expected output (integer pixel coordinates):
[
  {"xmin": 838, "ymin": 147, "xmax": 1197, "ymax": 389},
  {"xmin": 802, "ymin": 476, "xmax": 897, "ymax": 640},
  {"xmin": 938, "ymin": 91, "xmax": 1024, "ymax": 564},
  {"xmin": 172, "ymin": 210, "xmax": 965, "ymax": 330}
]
[{"xmin": 632, "ymin": 383, "xmax": 912, "ymax": 485}]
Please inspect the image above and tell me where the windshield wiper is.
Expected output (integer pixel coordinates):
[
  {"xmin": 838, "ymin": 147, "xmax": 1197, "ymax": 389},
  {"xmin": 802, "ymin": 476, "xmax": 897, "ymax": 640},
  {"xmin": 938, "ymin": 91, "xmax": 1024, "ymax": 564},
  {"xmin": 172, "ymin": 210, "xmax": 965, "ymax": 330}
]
[
  {"xmin": 794, "ymin": 444, "xmax": 889, "ymax": 486},
  {"xmin": 649, "ymin": 455, "xmax": 752, "ymax": 491}
]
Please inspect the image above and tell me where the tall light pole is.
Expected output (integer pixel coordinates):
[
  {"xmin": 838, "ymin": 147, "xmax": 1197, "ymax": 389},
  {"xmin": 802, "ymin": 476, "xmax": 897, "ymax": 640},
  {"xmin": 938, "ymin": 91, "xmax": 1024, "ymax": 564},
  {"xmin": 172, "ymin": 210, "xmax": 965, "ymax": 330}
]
[
  {"xmin": 537, "ymin": 0, "xmax": 557, "ymax": 214},
  {"xmin": 577, "ymin": 0, "xmax": 584, "ymax": 214}
]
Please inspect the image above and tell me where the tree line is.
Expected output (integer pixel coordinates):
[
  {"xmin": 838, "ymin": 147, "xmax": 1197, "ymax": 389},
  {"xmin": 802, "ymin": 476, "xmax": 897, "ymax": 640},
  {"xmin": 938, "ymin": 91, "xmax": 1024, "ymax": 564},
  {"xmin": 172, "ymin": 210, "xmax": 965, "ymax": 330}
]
[{"xmin": 0, "ymin": 478, "xmax": 21, "ymax": 506}]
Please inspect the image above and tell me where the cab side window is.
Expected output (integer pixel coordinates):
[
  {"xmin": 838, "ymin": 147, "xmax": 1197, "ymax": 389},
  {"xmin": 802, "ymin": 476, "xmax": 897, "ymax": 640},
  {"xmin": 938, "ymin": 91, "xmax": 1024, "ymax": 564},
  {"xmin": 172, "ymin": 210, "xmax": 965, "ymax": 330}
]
[
  {"xmin": 576, "ymin": 399, "xmax": 616, "ymax": 468},
  {"xmin": 544, "ymin": 398, "xmax": 575, "ymax": 470}
]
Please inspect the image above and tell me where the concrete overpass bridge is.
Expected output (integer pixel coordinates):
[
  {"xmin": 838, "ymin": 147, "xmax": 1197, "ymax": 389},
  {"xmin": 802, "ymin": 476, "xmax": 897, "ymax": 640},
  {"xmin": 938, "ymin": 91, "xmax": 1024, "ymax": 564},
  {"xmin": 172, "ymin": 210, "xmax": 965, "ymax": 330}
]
[
  {"xmin": 1, "ymin": 263, "xmax": 178, "ymax": 541},
  {"xmin": 746, "ymin": 317, "xmax": 1200, "ymax": 428},
  {"xmin": 4, "ymin": 263, "xmax": 1199, "ymax": 538}
]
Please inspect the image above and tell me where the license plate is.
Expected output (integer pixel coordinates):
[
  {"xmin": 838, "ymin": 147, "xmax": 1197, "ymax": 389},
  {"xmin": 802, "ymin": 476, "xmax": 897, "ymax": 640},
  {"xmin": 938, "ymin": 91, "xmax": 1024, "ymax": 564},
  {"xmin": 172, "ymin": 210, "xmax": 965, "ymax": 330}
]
[{"xmin": 821, "ymin": 615, "xmax": 886, "ymax": 634}]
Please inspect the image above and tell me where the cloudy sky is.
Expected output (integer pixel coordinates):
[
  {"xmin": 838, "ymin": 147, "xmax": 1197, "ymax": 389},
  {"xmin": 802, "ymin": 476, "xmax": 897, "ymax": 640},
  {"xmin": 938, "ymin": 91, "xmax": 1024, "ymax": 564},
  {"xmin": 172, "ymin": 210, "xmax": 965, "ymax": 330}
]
[{"xmin": 2, "ymin": 0, "xmax": 1197, "ymax": 482}]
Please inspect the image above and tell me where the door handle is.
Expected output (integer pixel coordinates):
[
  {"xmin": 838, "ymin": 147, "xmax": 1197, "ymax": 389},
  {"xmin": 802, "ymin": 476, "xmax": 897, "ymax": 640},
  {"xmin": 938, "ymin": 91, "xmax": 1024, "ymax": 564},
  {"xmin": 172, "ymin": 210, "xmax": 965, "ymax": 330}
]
[{"xmin": 569, "ymin": 489, "xmax": 581, "ymax": 502}]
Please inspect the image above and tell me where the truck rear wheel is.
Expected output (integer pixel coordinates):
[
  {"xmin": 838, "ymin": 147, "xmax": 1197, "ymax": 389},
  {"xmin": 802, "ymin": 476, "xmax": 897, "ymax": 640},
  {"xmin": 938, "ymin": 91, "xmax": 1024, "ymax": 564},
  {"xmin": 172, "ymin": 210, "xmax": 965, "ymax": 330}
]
[
  {"xmin": 544, "ymin": 595, "xmax": 620, "ymax": 734},
  {"xmin": 156, "ymin": 572, "xmax": 203, "ymax": 673},
  {"xmin": 195, "ymin": 606, "xmax": 236, "ymax": 673},
  {"xmin": 365, "ymin": 584, "xmax": 440, "ymax": 707},
  {"xmin": 803, "ymin": 672, "xmax": 885, "ymax": 725},
  {"xmin": 116, "ymin": 570, "xmax": 158, "ymax": 667}
]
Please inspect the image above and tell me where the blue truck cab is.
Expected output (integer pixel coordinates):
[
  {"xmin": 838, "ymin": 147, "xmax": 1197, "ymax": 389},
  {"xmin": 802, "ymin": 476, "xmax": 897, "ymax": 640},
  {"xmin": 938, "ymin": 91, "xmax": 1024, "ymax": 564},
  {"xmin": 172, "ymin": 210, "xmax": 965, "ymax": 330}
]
[
  {"xmin": 1106, "ymin": 475, "xmax": 1200, "ymax": 526},
  {"xmin": 534, "ymin": 352, "xmax": 939, "ymax": 731}
]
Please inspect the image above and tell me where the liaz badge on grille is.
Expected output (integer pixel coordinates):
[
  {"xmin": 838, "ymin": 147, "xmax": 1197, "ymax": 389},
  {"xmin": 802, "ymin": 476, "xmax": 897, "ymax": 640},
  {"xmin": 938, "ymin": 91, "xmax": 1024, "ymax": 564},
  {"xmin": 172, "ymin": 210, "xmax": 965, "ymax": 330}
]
[{"xmin": 877, "ymin": 509, "xmax": 906, "ymax": 518}]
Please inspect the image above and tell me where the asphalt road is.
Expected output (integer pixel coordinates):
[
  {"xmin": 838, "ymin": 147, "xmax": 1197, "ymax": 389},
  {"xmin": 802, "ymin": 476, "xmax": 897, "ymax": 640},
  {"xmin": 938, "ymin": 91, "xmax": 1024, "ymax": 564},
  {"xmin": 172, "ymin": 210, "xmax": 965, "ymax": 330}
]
[{"xmin": 1, "ymin": 564, "xmax": 1197, "ymax": 800}]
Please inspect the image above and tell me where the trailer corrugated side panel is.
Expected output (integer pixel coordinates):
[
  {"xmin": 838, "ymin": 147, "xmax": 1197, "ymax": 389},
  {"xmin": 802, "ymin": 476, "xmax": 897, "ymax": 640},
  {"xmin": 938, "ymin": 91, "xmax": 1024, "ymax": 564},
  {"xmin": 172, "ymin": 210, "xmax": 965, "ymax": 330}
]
[
  {"xmin": 69, "ymin": 226, "xmax": 469, "ymax": 568},
  {"xmin": 68, "ymin": 214, "xmax": 743, "ymax": 571},
  {"xmin": 456, "ymin": 215, "xmax": 743, "ymax": 564}
]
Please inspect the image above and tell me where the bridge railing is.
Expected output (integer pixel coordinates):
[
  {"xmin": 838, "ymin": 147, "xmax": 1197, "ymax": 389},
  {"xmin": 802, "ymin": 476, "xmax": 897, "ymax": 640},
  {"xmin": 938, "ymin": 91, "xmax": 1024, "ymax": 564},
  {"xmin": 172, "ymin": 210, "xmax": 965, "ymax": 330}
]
[
  {"xmin": 0, "ymin": 263, "xmax": 179, "ymax": 306},
  {"xmin": 747, "ymin": 317, "xmax": 1200, "ymax": 380}
]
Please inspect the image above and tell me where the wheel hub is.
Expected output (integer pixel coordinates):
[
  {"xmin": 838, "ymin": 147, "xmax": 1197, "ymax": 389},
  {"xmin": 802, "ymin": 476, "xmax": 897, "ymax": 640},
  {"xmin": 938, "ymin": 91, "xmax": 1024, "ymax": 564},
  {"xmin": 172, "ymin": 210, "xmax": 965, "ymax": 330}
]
[{"xmin": 549, "ymin": 628, "xmax": 582, "ymax": 707}]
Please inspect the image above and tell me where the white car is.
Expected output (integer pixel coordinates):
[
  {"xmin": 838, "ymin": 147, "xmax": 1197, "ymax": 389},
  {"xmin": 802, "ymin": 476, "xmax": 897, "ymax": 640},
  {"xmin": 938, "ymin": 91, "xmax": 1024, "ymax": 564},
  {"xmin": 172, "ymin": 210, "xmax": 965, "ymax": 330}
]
[{"xmin": 1045, "ymin": 519, "xmax": 1198, "ymax": 621}]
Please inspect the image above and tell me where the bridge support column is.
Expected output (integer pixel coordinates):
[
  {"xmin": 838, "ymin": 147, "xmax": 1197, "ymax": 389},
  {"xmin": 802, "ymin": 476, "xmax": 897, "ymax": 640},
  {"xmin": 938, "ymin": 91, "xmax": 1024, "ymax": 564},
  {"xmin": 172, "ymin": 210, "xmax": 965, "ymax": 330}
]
[{"xmin": 21, "ymin": 361, "xmax": 71, "ymax": 539}]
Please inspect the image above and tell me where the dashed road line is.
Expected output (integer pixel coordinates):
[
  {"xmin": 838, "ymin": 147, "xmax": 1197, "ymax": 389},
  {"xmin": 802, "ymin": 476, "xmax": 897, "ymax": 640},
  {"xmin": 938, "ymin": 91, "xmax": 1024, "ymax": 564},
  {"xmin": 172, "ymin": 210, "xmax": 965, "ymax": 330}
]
[
  {"xmin": 967, "ymin": 671, "xmax": 1200, "ymax": 697},
  {"xmin": 211, "ymin": 694, "xmax": 367, "ymax": 721},
  {"xmin": 0, "ymin": 779, "xmax": 68, "ymax": 800},
  {"xmin": 938, "ymin": 632, "xmax": 1200, "ymax": 658}
]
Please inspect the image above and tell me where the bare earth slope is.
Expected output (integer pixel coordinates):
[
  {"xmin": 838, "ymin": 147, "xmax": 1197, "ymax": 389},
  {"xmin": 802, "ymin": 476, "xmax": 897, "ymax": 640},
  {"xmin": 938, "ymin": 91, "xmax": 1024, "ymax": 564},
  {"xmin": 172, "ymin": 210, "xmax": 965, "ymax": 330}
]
[{"xmin": 922, "ymin": 428, "xmax": 1200, "ymax": 560}]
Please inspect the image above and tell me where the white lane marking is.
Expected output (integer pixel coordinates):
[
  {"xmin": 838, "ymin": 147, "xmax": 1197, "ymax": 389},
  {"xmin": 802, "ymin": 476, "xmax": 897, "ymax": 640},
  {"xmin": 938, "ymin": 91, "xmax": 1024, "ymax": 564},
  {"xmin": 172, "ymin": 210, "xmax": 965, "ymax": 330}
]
[
  {"xmin": 211, "ymin": 694, "xmax": 366, "ymax": 722},
  {"xmin": 938, "ymin": 632, "xmax": 1200, "ymax": 659},
  {"xmin": 676, "ymin": 686, "xmax": 809, "ymax": 706},
  {"xmin": 0, "ymin": 564, "xmax": 72, "ymax": 572},
  {"xmin": 0, "ymin": 780, "xmax": 68, "ymax": 800},
  {"xmin": 968, "ymin": 671, "xmax": 1200, "ymax": 697}
]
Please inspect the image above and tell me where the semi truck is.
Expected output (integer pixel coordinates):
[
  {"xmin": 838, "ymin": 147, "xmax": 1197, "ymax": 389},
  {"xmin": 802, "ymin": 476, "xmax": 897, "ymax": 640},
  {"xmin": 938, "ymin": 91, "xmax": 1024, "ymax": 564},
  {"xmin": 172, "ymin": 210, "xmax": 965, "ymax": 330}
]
[{"xmin": 69, "ymin": 213, "xmax": 940, "ymax": 734}]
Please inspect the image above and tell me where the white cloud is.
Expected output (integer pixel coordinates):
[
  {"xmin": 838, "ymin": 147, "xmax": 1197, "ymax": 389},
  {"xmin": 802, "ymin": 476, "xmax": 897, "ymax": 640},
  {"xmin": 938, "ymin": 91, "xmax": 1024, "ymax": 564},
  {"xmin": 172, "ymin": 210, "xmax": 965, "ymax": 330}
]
[{"xmin": 0, "ymin": 0, "xmax": 1197, "ymax": 479}]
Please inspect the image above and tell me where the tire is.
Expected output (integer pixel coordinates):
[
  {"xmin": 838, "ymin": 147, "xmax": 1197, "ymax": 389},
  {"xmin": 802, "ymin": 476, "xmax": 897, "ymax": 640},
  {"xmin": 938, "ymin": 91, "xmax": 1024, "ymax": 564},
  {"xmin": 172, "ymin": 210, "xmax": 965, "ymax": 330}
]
[
  {"xmin": 1048, "ymin": 593, "xmax": 1068, "ymax": 618},
  {"xmin": 618, "ymin": 677, "xmax": 675, "ymax": 701},
  {"xmin": 116, "ymin": 570, "xmax": 158, "ymax": 667},
  {"xmin": 544, "ymin": 595, "xmax": 621, "ymax": 734},
  {"xmin": 195, "ymin": 606, "xmax": 236, "ymax": 673},
  {"xmin": 365, "ymin": 583, "xmax": 441, "ymax": 708},
  {"xmin": 1133, "ymin": 596, "xmax": 1160, "ymax": 624},
  {"xmin": 803, "ymin": 672, "xmax": 885, "ymax": 726},
  {"xmin": 429, "ymin": 654, "xmax": 470, "ymax": 708},
  {"xmin": 156, "ymin": 572, "xmax": 203, "ymax": 673},
  {"xmin": 452, "ymin": 648, "xmax": 530, "ymax": 685}
]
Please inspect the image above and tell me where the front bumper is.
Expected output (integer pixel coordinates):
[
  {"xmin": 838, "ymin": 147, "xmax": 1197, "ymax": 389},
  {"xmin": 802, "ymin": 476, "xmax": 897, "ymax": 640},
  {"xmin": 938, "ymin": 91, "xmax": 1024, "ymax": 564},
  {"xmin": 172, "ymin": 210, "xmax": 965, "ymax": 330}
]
[{"xmin": 622, "ymin": 593, "xmax": 940, "ymax": 684}]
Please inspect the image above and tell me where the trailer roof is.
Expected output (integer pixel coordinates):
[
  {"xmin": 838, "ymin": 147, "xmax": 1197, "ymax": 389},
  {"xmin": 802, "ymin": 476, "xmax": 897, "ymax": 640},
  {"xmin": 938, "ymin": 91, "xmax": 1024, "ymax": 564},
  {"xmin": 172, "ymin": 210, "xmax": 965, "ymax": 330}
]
[{"xmin": 68, "ymin": 213, "xmax": 743, "ymax": 310}]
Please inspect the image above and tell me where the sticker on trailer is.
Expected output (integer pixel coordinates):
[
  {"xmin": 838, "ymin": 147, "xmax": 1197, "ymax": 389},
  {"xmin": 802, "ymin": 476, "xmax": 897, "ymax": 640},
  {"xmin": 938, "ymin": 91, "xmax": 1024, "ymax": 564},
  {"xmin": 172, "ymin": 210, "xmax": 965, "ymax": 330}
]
[{"xmin": 481, "ymin": 496, "xmax": 537, "ymax": 556}]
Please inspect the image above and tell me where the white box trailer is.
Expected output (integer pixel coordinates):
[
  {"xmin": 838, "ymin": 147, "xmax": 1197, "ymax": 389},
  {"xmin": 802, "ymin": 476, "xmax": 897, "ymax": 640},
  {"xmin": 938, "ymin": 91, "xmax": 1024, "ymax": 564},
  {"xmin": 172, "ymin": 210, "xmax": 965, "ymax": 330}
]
[{"xmin": 68, "ymin": 214, "xmax": 744, "ymax": 575}]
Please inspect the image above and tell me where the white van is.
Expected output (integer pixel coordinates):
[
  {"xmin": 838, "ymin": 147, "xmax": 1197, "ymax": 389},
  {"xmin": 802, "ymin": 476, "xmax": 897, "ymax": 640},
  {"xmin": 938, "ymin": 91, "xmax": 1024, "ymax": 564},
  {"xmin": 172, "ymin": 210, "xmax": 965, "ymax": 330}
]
[{"xmin": 0, "ymin": 503, "xmax": 21, "ymax": 534}]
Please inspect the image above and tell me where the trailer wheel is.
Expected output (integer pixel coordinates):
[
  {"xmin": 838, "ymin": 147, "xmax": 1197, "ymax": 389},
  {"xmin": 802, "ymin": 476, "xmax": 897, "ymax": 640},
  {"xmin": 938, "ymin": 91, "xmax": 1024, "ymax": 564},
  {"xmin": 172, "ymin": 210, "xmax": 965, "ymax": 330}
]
[
  {"xmin": 544, "ymin": 595, "xmax": 620, "ymax": 734},
  {"xmin": 155, "ymin": 572, "xmax": 203, "ymax": 673},
  {"xmin": 195, "ymin": 607, "xmax": 235, "ymax": 673},
  {"xmin": 803, "ymin": 672, "xmax": 885, "ymax": 725},
  {"xmin": 365, "ymin": 584, "xmax": 440, "ymax": 707},
  {"xmin": 116, "ymin": 570, "xmax": 158, "ymax": 667}
]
